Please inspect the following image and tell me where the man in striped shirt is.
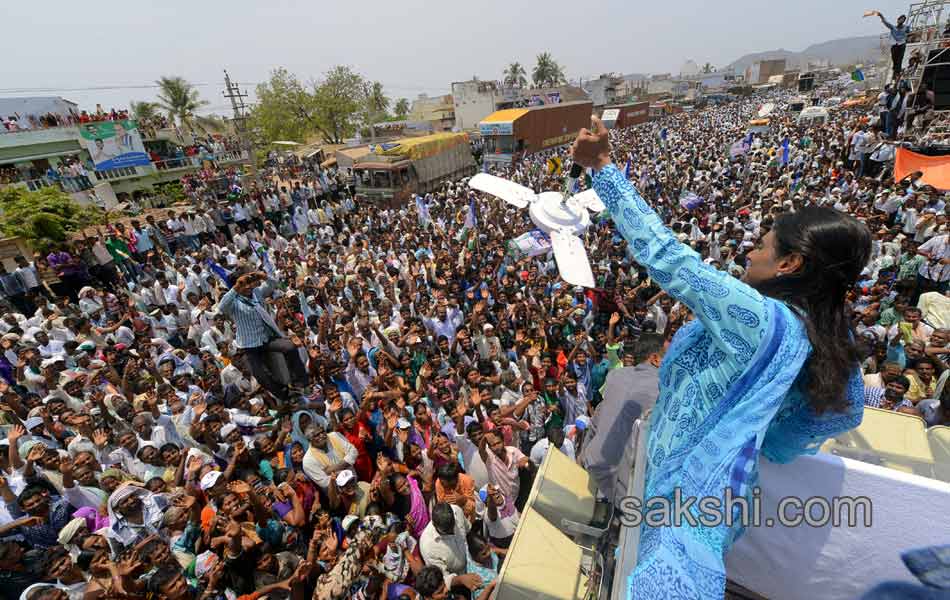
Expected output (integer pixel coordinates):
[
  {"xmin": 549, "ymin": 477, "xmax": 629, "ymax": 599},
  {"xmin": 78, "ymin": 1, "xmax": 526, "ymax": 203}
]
[
  {"xmin": 218, "ymin": 270, "xmax": 308, "ymax": 402},
  {"xmin": 863, "ymin": 374, "xmax": 918, "ymax": 415}
]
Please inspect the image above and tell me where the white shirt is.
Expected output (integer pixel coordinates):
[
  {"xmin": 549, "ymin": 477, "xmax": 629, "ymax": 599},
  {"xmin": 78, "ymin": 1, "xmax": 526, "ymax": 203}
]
[
  {"xmin": 15, "ymin": 264, "xmax": 39, "ymax": 289},
  {"xmin": 419, "ymin": 504, "xmax": 471, "ymax": 588},
  {"xmin": 454, "ymin": 435, "xmax": 490, "ymax": 490},
  {"xmin": 301, "ymin": 433, "xmax": 357, "ymax": 489},
  {"xmin": 919, "ymin": 234, "xmax": 950, "ymax": 282},
  {"xmin": 529, "ymin": 437, "xmax": 576, "ymax": 466}
]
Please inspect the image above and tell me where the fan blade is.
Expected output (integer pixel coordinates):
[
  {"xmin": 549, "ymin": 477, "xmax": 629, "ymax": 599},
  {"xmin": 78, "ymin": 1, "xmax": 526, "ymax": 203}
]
[
  {"xmin": 570, "ymin": 189, "xmax": 606, "ymax": 213},
  {"xmin": 550, "ymin": 229, "xmax": 595, "ymax": 288},
  {"xmin": 469, "ymin": 173, "xmax": 533, "ymax": 209}
]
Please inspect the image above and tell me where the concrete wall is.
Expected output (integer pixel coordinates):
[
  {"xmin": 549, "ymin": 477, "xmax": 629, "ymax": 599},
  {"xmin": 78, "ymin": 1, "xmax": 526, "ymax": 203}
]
[{"xmin": 452, "ymin": 81, "xmax": 501, "ymax": 131}]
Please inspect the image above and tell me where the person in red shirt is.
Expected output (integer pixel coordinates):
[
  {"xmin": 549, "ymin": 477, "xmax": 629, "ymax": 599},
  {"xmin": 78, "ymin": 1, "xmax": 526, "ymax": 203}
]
[{"xmin": 335, "ymin": 407, "xmax": 374, "ymax": 482}]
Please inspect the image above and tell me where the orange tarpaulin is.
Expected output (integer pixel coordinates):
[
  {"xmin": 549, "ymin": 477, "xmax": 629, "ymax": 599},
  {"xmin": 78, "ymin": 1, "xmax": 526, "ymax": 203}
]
[{"xmin": 894, "ymin": 147, "xmax": 950, "ymax": 190}]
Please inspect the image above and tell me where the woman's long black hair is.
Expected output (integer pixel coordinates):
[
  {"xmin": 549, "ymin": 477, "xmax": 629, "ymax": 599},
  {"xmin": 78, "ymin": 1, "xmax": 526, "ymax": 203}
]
[{"xmin": 752, "ymin": 206, "xmax": 871, "ymax": 414}]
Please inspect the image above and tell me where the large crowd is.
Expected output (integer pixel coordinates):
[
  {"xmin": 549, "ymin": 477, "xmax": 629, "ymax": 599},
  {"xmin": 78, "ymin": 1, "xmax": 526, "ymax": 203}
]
[{"xmin": 0, "ymin": 78, "xmax": 948, "ymax": 600}]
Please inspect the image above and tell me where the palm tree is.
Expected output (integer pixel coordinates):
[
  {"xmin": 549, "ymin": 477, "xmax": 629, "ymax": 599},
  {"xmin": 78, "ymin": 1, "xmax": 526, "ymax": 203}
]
[
  {"xmin": 504, "ymin": 62, "xmax": 528, "ymax": 88},
  {"xmin": 130, "ymin": 101, "xmax": 160, "ymax": 121},
  {"xmin": 533, "ymin": 53, "xmax": 566, "ymax": 88},
  {"xmin": 366, "ymin": 81, "xmax": 390, "ymax": 120},
  {"xmin": 394, "ymin": 98, "xmax": 410, "ymax": 118},
  {"xmin": 702, "ymin": 62, "xmax": 714, "ymax": 74},
  {"xmin": 155, "ymin": 76, "xmax": 210, "ymax": 131}
]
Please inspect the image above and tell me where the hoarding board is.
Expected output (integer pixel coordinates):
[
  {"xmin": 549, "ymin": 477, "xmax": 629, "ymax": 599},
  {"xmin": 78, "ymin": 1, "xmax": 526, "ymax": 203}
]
[{"xmin": 78, "ymin": 119, "xmax": 150, "ymax": 171}]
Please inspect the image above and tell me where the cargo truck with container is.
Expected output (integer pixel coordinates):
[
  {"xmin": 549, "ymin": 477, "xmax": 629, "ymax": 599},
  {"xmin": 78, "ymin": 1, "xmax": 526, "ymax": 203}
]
[
  {"xmin": 600, "ymin": 101, "xmax": 651, "ymax": 129},
  {"xmin": 479, "ymin": 100, "xmax": 593, "ymax": 166},
  {"xmin": 352, "ymin": 132, "xmax": 476, "ymax": 206}
]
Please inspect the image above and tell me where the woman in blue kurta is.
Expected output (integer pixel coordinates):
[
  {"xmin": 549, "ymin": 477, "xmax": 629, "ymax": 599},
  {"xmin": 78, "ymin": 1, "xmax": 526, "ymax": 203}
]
[{"xmin": 572, "ymin": 118, "xmax": 871, "ymax": 599}]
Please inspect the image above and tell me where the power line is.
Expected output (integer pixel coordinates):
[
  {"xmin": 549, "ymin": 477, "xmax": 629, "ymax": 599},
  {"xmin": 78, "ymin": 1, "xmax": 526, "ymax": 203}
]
[
  {"xmin": 0, "ymin": 82, "xmax": 258, "ymax": 94},
  {"xmin": 0, "ymin": 80, "xmax": 445, "ymax": 95}
]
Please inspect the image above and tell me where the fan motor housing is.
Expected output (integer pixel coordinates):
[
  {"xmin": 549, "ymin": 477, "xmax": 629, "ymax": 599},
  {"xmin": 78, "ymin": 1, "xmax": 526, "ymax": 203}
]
[{"xmin": 529, "ymin": 192, "xmax": 591, "ymax": 235}]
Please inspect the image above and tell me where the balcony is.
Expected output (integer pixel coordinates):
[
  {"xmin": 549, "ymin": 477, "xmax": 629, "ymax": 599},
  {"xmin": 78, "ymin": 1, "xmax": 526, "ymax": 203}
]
[
  {"xmin": 0, "ymin": 125, "xmax": 80, "ymax": 149},
  {"xmin": 0, "ymin": 150, "xmax": 249, "ymax": 193},
  {"xmin": 151, "ymin": 150, "xmax": 248, "ymax": 171},
  {"xmin": 94, "ymin": 166, "xmax": 150, "ymax": 181}
]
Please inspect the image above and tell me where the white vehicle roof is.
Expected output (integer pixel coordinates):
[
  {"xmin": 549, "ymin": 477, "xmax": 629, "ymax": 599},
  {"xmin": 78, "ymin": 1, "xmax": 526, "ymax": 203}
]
[{"xmin": 799, "ymin": 106, "xmax": 830, "ymax": 119}]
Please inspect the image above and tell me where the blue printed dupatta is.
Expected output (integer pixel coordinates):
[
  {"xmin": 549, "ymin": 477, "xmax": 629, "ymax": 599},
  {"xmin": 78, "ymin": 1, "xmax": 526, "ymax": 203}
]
[
  {"xmin": 588, "ymin": 163, "xmax": 864, "ymax": 599},
  {"xmin": 629, "ymin": 300, "xmax": 810, "ymax": 599}
]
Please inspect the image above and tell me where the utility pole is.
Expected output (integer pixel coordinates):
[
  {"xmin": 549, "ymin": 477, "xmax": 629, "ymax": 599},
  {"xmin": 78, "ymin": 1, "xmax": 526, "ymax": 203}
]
[{"xmin": 222, "ymin": 70, "xmax": 257, "ymax": 181}]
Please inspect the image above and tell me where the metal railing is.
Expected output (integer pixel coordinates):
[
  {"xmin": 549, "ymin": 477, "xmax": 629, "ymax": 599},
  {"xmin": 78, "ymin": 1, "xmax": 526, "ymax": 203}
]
[
  {"xmin": 1, "ymin": 151, "xmax": 250, "ymax": 191},
  {"xmin": 152, "ymin": 156, "xmax": 202, "ymax": 170},
  {"xmin": 216, "ymin": 149, "xmax": 247, "ymax": 162},
  {"xmin": 9, "ymin": 176, "xmax": 94, "ymax": 192},
  {"xmin": 94, "ymin": 166, "xmax": 139, "ymax": 180},
  {"xmin": 151, "ymin": 151, "xmax": 247, "ymax": 170}
]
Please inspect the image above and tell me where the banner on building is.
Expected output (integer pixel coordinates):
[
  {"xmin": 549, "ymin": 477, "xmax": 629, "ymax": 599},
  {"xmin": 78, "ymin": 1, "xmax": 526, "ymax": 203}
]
[
  {"xmin": 78, "ymin": 119, "xmax": 150, "ymax": 171},
  {"xmin": 508, "ymin": 229, "xmax": 552, "ymax": 260}
]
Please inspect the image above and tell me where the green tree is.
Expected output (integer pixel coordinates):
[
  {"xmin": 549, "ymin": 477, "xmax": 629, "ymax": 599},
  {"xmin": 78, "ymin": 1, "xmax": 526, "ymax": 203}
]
[
  {"xmin": 0, "ymin": 186, "xmax": 105, "ymax": 252},
  {"xmin": 365, "ymin": 81, "xmax": 391, "ymax": 124},
  {"xmin": 155, "ymin": 76, "xmax": 213, "ymax": 132},
  {"xmin": 311, "ymin": 66, "xmax": 369, "ymax": 144},
  {"xmin": 532, "ymin": 53, "xmax": 566, "ymax": 87},
  {"xmin": 394, "ymin": 98, "xmax": 410, "ymax": 118},
  {"xmin": 130, "ymin": 101, "xmax": 160, "ymax": 120},
  {"xmin": 249, "ymin": 67, "xmax": 317, "ymax": 144},
  {"xmin": 504, "ymin": 62, "xmax": 528, "ymax": 88},
  {"xmin": 702, "ymin": 62, "xmax": 714, "ymax": 73}
]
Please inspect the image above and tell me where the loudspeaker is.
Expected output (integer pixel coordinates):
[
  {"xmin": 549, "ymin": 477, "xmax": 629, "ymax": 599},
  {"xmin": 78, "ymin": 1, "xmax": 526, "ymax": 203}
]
[{"xmin": 921, "ymin": 49, "xmax": 950, "ymax": 110}]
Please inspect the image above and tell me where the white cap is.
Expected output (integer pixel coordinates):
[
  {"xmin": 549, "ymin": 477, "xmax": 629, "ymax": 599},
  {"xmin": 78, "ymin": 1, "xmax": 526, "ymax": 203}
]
[
  {"xmin": 396, "ymin": 418, "xmax": 412, "ymax": 430},
  {"xmin": 335, "ymin": 469, "xmax": 355, "ymax": 487},
  {"xmin": 341, "ymin": 515, "xmax": 359, "ymax": 531},
  {"xmin": 220, "ymin": 424, "xmax": 238, "ymax": 438},
  {"xmin": 199, "ymin": 470, "xmax": 224, "ymax": 491}
]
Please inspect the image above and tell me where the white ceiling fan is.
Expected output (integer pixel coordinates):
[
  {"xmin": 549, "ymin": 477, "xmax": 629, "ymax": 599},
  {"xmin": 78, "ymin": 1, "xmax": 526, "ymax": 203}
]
[{"xmin": 468, "ymin": 166, "xmax": 606, "ymax": 288}]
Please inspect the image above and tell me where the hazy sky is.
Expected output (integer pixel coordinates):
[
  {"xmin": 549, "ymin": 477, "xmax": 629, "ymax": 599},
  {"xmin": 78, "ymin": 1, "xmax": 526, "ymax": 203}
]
[{"xmin": 4, "ymin": 0, "xmax": 907, "ymax": 115}]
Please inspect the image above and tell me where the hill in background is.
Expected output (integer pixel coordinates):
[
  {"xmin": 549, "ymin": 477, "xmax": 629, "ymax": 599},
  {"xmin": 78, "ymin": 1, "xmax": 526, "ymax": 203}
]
[{"xmin": 727, "ymin": 34, "xmax": 882, "ymax": 71}]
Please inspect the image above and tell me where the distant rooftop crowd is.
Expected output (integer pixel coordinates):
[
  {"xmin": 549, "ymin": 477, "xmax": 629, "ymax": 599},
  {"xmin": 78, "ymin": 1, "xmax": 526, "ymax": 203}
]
[{"xmin": 2, "ymin": 105, "xmax": 172, "ymax": 134}]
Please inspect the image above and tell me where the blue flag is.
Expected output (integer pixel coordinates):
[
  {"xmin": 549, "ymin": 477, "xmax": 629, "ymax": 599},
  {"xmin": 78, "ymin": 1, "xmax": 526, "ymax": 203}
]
[
  {"xmin": 781, "ymin": 137, "xmax": 790, "ymax": 166},
  {"xmin": 251, "ymin": 242, "xmax": 276, "ymax": 278},
  {"xmin": 660, "ymin": 128, "xmax": 668, "ymax": 141},
  {"xmin": 205, "ymin": 259, "xmax": 231, "ymax": 288},
  {"xmin": 624, "ymin": 159, "xmax": 632, "ymax": 179},
  {"xmin": 745, "ymin": 131, "xmax": 754, "ymax": 146}
]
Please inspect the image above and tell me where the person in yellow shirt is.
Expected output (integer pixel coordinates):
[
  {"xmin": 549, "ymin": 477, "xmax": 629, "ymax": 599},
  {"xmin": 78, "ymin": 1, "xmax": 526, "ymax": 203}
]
[{"xmin": 905, "ymin": 357, "xmax": 938, "ymax": 403}]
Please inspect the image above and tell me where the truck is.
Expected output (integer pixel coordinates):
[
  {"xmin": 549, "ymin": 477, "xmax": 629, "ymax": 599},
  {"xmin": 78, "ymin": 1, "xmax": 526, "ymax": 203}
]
[
  {"xmin": 600, "ymin": 101, "xmax": 651, "ymax": 129},
  {"xmin": 479, "ymin": 100, "xmax": 593, "ymax": 166},
  {"xmin": 352, "ymin": 132, "xmax": 476, "ymax": 206}
]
